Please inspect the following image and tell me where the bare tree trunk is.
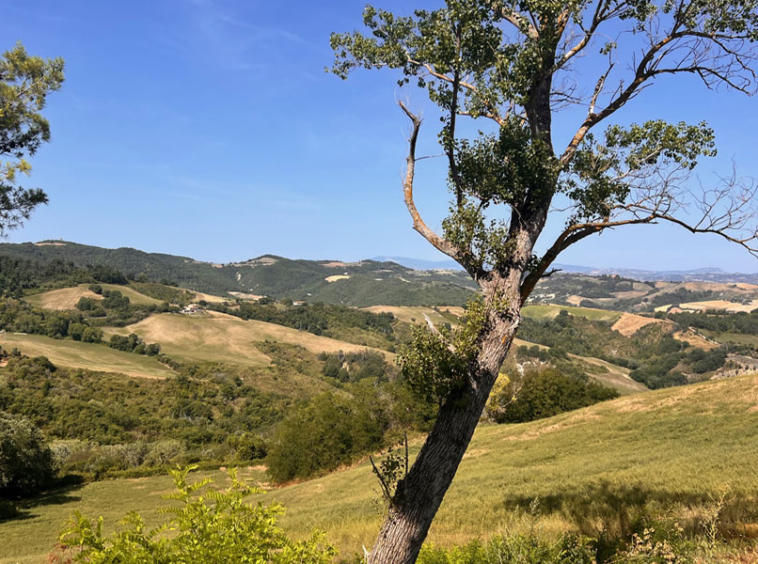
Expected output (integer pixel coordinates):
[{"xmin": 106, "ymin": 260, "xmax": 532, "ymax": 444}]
[{"xmin": 368, "ymin": 311, "xmax": 518, "ymax": 564}]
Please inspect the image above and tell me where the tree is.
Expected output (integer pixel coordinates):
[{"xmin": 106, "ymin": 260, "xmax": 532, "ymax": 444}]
[
  {"xmin": 330, "ymin": 2, "xmax": 758, "ymax": 562},
  {"xmin": 0, "ymin": 412, "xmax": 56, "ymax": 499},
  {"xmin": 0, "ymin": 43, "xmax": 65, "ymax": 234}
]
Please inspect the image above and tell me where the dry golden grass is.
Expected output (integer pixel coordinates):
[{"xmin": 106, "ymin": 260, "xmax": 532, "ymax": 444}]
[
  {"xmin": 26, "ymin": 284, "xmax": 162, "ymax": 310},
  {"xmin": 104, "ymin": 312, "xmax": 392, "ymax": 367},
  {"xmin": 611, "ymin": 313, "xmax": 669, "ymax": 337},
  {"xmin": 189, "ymin": 291, "xmax": 228, "ymax": 304},
  {"xmin": 0, "ymin": 333, "xmax": 174, "ymax": 379},
  {"xmin": 679, "ymin": 300, "xmax": 758, "ymax": 313},
  {"xmin": 25, "ymin": 286, "xmax": 102, "ymax": 310},
  {"xmin": 362, "ymin": 305, "xmax": 455, "ymax": 326},
  {"xmin": 674, "ymin": 329, "xmax": 719, "ymax": 350}
]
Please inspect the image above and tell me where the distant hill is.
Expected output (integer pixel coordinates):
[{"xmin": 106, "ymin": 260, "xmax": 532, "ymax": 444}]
[
  {"xmin": 371, "ymin": 256, "xmax": 464, "ymax": 271},
  {"xmin": 555, "ymin": 263, "xmax": 758, "ymax": 283},
  {"xmin": 0, "ymin": 241, "xmax": 476, "ymax": 307}
]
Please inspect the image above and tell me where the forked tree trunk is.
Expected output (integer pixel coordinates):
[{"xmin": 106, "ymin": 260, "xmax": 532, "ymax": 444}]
[{"xmin": 368, "ymin": 308, "xmax": 519, "ymax": 564}]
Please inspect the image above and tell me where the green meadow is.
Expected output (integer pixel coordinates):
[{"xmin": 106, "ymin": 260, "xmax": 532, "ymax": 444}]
[{"xmin": 3, "ymin": 372, "xmax": 757, "ymax": 562}]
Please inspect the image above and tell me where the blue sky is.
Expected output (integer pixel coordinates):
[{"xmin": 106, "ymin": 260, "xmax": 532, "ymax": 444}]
[{"xmin": 2, "ymin": 0, "xmax": 758, "ymax": 272}]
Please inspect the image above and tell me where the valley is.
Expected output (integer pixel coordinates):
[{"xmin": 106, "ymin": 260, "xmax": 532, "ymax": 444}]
[{"xmin": 2, "ymin": 243, "xmax": 758, "ymax": 562}]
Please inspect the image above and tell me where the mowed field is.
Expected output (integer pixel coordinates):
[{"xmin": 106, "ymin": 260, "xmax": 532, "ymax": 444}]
[
  {"xmin": 521, "ymin": 304, "xmax": 622, "ymax": 322},
  {"xmin": 363, "ymin": 305, "xmax": 460, "ymax": 326},
  {"xmin": 4, "ymin": 373, "xmax": 758, "ymax": 563},
  {"xmin": 104, "ymin": 312, "xmax": 393, "ymax": 367},
  {"xmin": 0, "ymin": 333, "xmax": 175, "ymax": 379},
  {"xmin": 25, "ymin": 284, "xmax": 162, "ymax": 310}
]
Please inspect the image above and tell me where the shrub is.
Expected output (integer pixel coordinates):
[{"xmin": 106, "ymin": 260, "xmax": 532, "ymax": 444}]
[
  {"xmin": 417, "ymin": 532, "xmax": 595, "ymax": 564},
  {"xmin": 0, "ymin": 413, "xmax": 56, "ymax": 499},
  {"xmin": 55, "ymin": 466, "xmax": 336, "ymax": 563},
  {"xmin": 486, "ymin": 369, "xmax": 619, "ymax": 424}
]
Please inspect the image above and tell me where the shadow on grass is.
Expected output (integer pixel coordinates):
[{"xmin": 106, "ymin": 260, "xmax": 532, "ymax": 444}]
[
  {"xmin": 500, "ymin": 480, "xmax": 758, "ymax": 540},
  {"xmin": 1, "ymin": 474, "xmax": 86, "ymax": 523}
]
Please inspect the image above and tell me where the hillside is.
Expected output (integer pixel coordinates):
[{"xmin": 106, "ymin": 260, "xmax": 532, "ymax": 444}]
[
  {"xmin": 102, "ymin": 311, "xmax": 395, "ymax": 366},
  {"xmin": 0, "ymin": 241, "xmax": 475, "ymax": 306},
  {"xmin": 532, "ymin": 272, "xmax": 758, "ymax": 313},
  {"xmin": 264, "ymin": 371, "xmax": 758, "ymax": 552},
  {"xmin": 2, "ymin": 372, "xmax": 757, "ymax": 563}
]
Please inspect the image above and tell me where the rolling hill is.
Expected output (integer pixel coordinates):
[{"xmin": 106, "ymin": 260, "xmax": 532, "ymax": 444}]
[
  {"xmin": 2, "ymin": 371, "xmax": 756, "ymax": 563},
  {"xmin": 0, "ymin": 241, "xmax": 476, "ymax": 306},
  {"xmin": 102, "ymin": 311, "xmax": 395, "ymax": 367}
]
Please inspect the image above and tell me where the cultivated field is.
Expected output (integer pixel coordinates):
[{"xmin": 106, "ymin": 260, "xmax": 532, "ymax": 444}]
[
  {"xmin": 521, "ymin": 304, "xmax": 622, "ymax": 322},
  {"xmin": 363, "ymin": 305, "xmax": 460, "ymax": 326},
  {"xmin": 26, "ymin": 284, "xmax": 162, "ymax": 310},
  {"xmin": 610, "ymin": 312, "xmax": 669, "ymax": 337},
  {"xmin": 3, "ymin": 373, "xmax": 756, "ymax": 562},
  {"xmin": 0, "ymin": 333, "xmax": 175, "ymax": 379},
  {"xmin": 103, "ymin": 312, "xmax": 393, "ymax": 367}
]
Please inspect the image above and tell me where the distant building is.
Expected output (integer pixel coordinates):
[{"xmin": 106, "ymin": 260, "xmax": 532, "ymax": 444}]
[{"xmin": 181, "ymin": 304, "xmax": 205, "ymax": 315}]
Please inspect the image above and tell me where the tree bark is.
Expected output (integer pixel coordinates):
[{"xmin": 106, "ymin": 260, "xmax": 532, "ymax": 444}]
[{"xmin": 368, "ymin": 299, "xmax": 520, "ymax": 564}]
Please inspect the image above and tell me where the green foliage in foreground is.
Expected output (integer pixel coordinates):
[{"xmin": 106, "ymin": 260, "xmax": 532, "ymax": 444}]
[
  {"xmin": 55, "ymin": 466, "xmax": 336, "ymax": 564},
  {"xmin": 416, "ymin": 522, "xmax": 696, "ymax": 564}
]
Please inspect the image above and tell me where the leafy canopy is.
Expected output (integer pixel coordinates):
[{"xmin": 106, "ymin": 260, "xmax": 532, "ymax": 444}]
[
  {"xmin": 331, "ymin": 0, "xmax": 758, "ymax": 281},
  {"xmin": 0, "ymin": 43, "xmax": 64, "ymax": 235}
]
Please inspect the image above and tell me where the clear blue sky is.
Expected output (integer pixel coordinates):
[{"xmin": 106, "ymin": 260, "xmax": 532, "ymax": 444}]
[{"xmin": 3, "ymin": 0, "xmax": 758, "ymax": 272}]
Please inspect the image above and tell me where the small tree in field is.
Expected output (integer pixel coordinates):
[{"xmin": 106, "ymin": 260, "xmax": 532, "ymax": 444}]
[{"xmin": 331, "ymin": 1, "xmax": 758, "ymax": 562}]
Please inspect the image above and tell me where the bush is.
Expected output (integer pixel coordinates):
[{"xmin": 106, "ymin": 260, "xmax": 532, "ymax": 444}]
[
  {"xmin": 55, "ymin": 466, "xmax": 336, "ymax": 563},
  {"xmin": 486, "ymin": 369, "xmax": 619, "ymax": 424},
  {"xmin": 267, "ymin": 389, "xmax": 387, "ymax": 482},
  {"xmin": 417, "ymin": 532, "xmax": 595, "ymax": 564},
  {"xmin": 0, "ymin": 413, "xmax": 56, "ymax": 499}
]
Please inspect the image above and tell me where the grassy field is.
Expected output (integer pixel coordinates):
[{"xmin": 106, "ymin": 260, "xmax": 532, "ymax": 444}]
[
  {"xmin": 0, "ymin": 468, "xmax": 267, "ymax": 564},
  {"xmin": 566, "ymin": 354, "xmax": 647, "ymax": 394},
  {"xmin": 4, "ymin": 373, "xmax": 757, "ymax": 562},
  {"xmin": 26, "ymin": 284, "xmax": 162, "ymax": 310},
  {"xmin": 522, "ymin": 304, "xmax": 622, "ymax": 322},
  {"xmin": 0, "ymin": 333, "xmax": 175, "ymax": 379},
  {"xmin": 512, "ymin": 338, "xmax": 647, "ymax": 395},
  {"xmin": 103, "ymin": 312, "xmax": 393, "ymax": 367}
]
